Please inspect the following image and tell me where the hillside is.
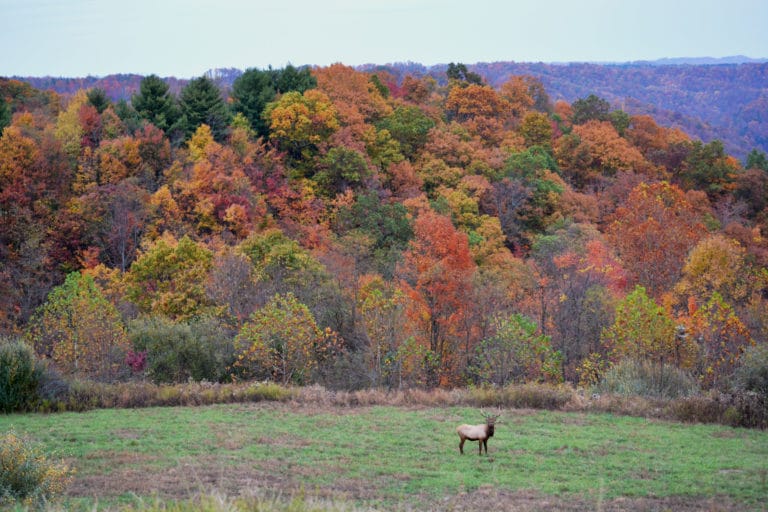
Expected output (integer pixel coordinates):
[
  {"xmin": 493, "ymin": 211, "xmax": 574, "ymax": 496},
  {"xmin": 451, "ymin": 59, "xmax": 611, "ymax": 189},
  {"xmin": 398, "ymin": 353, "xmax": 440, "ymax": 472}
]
[
  {"xmin": 367, "ymin": 61, "xmax": 768, "ymax": 160},
  {"xmin": 14, "ymin": 59, "xmax": 768, "ymax": 160},
  {"xmin": 1, "ymin": 62, "xmax": 767, "ymax": 400}
]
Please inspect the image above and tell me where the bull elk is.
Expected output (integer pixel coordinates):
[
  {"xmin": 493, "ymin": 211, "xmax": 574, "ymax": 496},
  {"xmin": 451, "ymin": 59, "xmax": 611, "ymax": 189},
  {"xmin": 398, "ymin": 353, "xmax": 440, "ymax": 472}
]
[{"xmin": 456, "ymin": 411, "xmax": 499, "ymax": 455}]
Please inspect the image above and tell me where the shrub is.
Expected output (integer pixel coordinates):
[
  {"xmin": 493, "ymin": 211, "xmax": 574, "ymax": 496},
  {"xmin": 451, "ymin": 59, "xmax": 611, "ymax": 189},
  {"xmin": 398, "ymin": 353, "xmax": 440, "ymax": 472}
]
[
  {"xmin": 36, "ymin": 361, "xmax": 71, "ymax": 409},
  {"xmin": 500, "ymin": 383, "xmax": 574, "ymax": 409},
  {"xmin": 465, "ymin": 383, "xmax": 574, "ymax": 409},
  {"xmin": 732, "ymin": 343, "xmax": 768, "ymax": 398},
  {"xmin": 129, "ymin": 316, "xmax": 234, "ymax": 383},
  {"xmin": 595, "ymin": 359, "xmax": 699, "ymax": 399},
  {"xmin": 0, "ymin": 337, "xmax": 41, "ymax": 413},
  {"xmin": 0, "ymin": 431, "xmax": 73, "ymax": 506},
  {"xmin": 663, "ymin": 394, "xmax": 725, "ymax": 424}
]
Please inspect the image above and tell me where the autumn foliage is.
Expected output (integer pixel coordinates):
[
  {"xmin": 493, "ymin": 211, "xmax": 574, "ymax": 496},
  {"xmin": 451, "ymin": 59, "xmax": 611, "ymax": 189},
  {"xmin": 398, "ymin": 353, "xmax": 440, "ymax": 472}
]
[{"xmin": 1, "ymin": 66, "xmax": 766, "ymax": 395}]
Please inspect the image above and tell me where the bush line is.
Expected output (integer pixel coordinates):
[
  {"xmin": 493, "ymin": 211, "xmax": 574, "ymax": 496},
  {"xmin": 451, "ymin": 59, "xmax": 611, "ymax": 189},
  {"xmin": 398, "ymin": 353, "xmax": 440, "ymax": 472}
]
[{"xmin": 9, "ymin": 380, "xmax": 766, "ymax": 429}]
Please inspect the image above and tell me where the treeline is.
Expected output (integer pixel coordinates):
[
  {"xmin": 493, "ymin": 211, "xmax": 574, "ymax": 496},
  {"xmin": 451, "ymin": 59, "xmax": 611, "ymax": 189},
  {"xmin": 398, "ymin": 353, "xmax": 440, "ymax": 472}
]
[
  {"xmin": 18, "ymin": 60, "xmax": 768, "ymax": 160},
  {"xmin": 1, "ymin": 64, "xmax": 767, "ymax": 400}
]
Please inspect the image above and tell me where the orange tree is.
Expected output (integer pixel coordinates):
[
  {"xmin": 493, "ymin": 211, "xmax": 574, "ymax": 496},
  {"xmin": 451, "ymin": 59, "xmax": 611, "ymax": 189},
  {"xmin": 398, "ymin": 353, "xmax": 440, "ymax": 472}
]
[
  {"xmin": 606, "ymin": 181, "xmax": 706, "ymax": 298},
  {"xmin": 397, "ymin": 210, "xmax": 475, "ymax": 387}
]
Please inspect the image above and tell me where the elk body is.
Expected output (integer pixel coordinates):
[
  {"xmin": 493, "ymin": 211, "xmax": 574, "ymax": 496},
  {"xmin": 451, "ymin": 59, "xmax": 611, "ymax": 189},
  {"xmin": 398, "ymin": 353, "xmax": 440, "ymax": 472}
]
[{"xmin": 456, "ymin": 412, "xmax": 499, "ymax": 455}]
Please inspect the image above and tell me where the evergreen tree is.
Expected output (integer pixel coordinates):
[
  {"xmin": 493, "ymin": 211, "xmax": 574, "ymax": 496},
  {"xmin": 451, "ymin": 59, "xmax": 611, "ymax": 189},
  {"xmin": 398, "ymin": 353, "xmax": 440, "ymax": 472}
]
[
  {"xmin": 232, "ymin": 65, "xmax": 316, "ymax": 138},
  {"xmin": 231, "ymin": 68, "xmax": 275, "ymax": 138},
  {"xmin": 571, "ymin": 94, "xmax": 611, "ymax": 125},
  {"xmin": 746, "ymin": 148, "xmax": 768, "ymax": 171},
  {"xmin": 446, "ymin": 62, "xmax": 483, "ymax": 85},
  {"xmin": 274, "ymin": 64, "xmax": 316, "ymax": 94},
  {"xmin": 132, "ymin": 74, "xmax": 179, "ymax": 133},
  {"xmin": 86, "ymin": 88, "xmax": 110, "ymax": 114},
  {"xmin": 0, "ymin": 95, "xmax": 10, "ymax": 134},
  {"xmin": 178, "ymin": 76, "xmax": 231, "ymax": 142},
  {"xmin": 113, "ymin": 99, "xmax": 142, "ymax": 134}
]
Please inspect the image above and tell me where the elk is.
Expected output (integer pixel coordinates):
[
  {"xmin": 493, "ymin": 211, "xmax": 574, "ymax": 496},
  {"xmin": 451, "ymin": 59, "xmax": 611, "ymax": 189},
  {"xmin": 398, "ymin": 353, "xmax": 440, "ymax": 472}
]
[{"xmin": 456, "ymin": 411, "xmax": 499, "ymax": 455}]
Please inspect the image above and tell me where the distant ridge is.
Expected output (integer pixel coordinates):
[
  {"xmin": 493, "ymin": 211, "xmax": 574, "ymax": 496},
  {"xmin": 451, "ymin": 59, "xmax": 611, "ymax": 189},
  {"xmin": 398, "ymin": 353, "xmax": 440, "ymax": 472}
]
[
  {"xmin": 630, "ymin": 56, "xmax": 768, "ymax": 66},
  {"xmin": 10, "ymin": 58, "xmax": 768, "ymax": 159}
]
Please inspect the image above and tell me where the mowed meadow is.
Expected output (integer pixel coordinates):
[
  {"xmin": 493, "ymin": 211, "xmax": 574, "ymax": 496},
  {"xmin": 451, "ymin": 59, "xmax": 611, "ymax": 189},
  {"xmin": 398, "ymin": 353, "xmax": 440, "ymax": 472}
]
[{"xmin": 2, "ymin": 402, "xmax": 767, "ymax": 511}]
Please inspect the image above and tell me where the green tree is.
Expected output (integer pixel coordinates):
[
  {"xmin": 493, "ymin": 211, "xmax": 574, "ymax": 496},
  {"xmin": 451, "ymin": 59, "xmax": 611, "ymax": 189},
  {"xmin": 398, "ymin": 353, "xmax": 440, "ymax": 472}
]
[
  {"xmin": 473, "ymin": 313, "xmax": 562, "ymax": 385},
  {"xmin": 231, "ymin": 65, "xmax": 317, "ymax": 140},
  {"xmin": 0, "ymin": 339, "xmax": 40, "ymax": 413},
  {"xmin": 446, "ymin": 62, "xmax": 483, "ymax": 85},
  {"xmin": 128, "ymin": 316, "xmax": 232, "ymax": 383},
  {"xmin": 233, "ymin": 293, "xmax": 341, "ymax": 384},
  {"xmin": 132, "ymin": 74, "xmax": 179, "ymax": 133},
  {"xmin": 504, "ymin": 145, "xmax": 559, "ymax": 178},
  {"xmin": 86, "ymin": 88, "xmax": 110, "ymax": 114},
  {"xmin": 376, "ymin": 105, "xmax": 435, "ymax": 159},
  {"xmin": 332, "ymin": 192, "xmax": 414, "ymax": 276},
  {"xmin": 273, "ymin": 64, "xmax": 316, "ymax": 94},
  {"xmin": 682, "ymin": 140, "xmax": 739, "ymax": 196},
  {"xmin": 26, "ymin": 272, "xmax": 129, "ymax": 381},
  {"xmin": 609, "ymin": 109, "xmax": 631, "ymax": 136},
  {"xmin": 571, "ymin": 94, "xmax": 610, "ymax": 125},
  {"xmin": 178, "ymin": 76, "xmax": 231, "ymax": 142},
  {"xmin": 602, "ymin": 286, "xmax": 698, "ymax": 386},
  {"xmin": 125, "ymin": 234, "xmax": 214, "ymax": 320},
  {"xmin": 0, "ymin": 95, "xmax": 11, "ymax": 134},
  {"xmin": 231, "ymin": 68, "xmax": 277, "ymax": 137},
  {"xmin": 314, "ymin": 146, "xmax": 371, "ymax": 196},
  {"xmin": 113, "ymin": 99, "xmax": 142, "ymax": 134},
  {"xmin": 745, "ymin": 148, "xmax": 768, "ymax": 171}
]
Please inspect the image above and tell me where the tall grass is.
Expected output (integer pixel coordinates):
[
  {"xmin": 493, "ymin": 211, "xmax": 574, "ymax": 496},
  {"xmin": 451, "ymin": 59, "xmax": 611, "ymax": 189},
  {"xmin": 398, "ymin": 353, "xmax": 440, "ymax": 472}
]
[{"xmin": 5, "ymin": 376, "xmax": 765, "ymax": 429}]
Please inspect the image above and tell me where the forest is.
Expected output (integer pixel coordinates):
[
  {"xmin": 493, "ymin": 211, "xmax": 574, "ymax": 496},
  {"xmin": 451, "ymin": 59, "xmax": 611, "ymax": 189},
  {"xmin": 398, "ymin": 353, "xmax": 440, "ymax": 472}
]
[
  {"xmin": 1, "ymin": 62, "xmax": 767, "ymax": 399},
  {"xmin": 18, "ymin": 60, "xmax": 768, "ymax": 160}
]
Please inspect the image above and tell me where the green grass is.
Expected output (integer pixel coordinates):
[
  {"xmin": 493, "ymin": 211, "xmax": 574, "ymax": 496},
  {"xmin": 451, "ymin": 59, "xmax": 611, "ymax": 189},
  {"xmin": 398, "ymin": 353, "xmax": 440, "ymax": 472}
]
[{"xmin": 1, "ymin": 403, "xmax": 767, "ymax": 510}]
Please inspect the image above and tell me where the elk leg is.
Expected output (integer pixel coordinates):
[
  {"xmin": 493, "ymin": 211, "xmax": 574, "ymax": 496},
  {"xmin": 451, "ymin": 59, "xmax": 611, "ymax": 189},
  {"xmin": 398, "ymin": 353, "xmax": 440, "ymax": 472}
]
[{"xmin": 459, "ymin": 438, "xmax": 465, "ymax": 454}]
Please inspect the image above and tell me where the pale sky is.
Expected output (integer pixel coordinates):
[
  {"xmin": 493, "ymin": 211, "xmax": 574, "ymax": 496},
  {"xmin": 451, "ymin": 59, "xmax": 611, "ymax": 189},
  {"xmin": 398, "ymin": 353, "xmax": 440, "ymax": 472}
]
[{"xmin": 2, "ymin": 0, "xmax": 767, "ymax": 77}]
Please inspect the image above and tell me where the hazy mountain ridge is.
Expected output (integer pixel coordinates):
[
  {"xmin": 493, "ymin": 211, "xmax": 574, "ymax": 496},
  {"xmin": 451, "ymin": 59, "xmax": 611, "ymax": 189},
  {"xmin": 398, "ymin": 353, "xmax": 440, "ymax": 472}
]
[{"xmin": 12, "ymin": 58, "xmax": 768, "ymax": 160}]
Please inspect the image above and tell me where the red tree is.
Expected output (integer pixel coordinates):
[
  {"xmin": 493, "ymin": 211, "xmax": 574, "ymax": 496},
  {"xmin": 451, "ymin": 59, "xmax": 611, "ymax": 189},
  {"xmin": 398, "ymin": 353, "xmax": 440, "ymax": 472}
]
[{"xmin": 398, "ymin": 211, "xmax": 475, "ymax": 387}]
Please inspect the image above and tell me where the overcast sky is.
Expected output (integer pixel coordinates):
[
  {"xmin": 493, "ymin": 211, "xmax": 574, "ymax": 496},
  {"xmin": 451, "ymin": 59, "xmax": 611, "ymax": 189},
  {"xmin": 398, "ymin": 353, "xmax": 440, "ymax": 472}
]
[{"xmin": 2, "ymin": 0, "xmax": 767, "ymax": 77}]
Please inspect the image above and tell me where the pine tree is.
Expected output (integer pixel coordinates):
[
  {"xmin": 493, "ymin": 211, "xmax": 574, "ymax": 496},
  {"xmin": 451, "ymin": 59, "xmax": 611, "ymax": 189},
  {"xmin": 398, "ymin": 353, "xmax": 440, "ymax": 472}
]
[
  {"xmin": 132, "ymin": 74, "xmax": 179, "ymax": 133},
  {"xmin": 178, "ymin": 76, "xmax": 231, "ymax": 142}
]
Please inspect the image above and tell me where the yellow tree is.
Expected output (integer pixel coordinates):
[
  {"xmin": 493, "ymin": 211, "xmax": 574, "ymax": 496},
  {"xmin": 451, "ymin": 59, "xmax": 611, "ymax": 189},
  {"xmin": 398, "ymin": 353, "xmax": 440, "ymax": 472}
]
[
  {"xmin": 125, "ymin": 234, "xmax": 214, "ymax": 320},
  {"xmin": 264, "ymin": 89, "xmax": 339, "ymax": 169},
  {"xmin": 357, "ymin": 274, "xmax": 409, "ymax": 388},
  {"xmin": 519, "ymin": 112, "xmax": 553, "ymax": 148},
  {"xmin": 233, "ymin": 293, "xmax": 342, "ymax": 384},
  {"xmin": 54, "ymin": 90, "xmax": 88, "ymax": 160},
  {"xmin": 685, "ymin": 293, "xmax": 754, "ymax": 389},
  {"xmin": 602, "ymin": 286, "xmax": 698, "ymax": 389},
  {"xmin": 26, "ymin": 272, "xmax": 129, "ymax": 381},
  {"xmin": 675, "ymin": 234, "xmax": 749, "ymax": 306}
]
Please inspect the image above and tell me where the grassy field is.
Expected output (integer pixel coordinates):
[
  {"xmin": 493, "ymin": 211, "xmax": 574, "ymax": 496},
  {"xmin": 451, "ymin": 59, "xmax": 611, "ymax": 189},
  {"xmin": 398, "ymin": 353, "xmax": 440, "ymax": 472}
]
[{"xmin": 1, "ymin": 402, "xmax": 767, "ymax": 511}]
